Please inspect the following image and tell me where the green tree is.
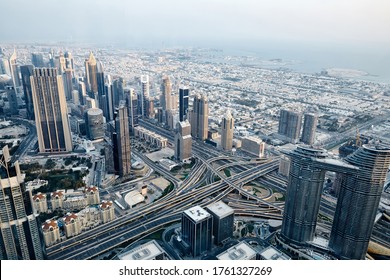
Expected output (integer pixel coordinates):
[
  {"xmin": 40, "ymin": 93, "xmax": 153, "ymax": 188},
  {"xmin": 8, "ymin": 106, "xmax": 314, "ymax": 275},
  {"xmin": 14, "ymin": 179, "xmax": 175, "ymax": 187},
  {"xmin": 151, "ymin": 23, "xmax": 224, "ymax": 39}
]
[{"xmin": 45, "ymin": 159, "xmax": 56, "ymax": 169}]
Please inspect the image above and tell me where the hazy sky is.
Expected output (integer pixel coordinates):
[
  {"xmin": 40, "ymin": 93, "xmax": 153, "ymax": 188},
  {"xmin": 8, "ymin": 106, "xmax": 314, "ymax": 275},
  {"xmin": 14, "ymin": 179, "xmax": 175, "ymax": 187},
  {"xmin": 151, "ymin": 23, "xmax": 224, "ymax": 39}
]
[{"xmin": 1, "ymin": 0, "xmax": 389, "ymax": 50}]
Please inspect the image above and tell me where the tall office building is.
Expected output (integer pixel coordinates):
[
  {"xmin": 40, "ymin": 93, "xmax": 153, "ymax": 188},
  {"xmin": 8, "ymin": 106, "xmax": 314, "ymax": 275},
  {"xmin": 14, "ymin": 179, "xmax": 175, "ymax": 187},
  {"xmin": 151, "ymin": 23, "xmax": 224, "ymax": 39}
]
[
  {"xmin": 161, "ymin": 75, "xmax": 172, "ymax": 111},
  {"xmin": 0, "ymin": 146, "xmax": 44, "ymax": 259},
  {"xmin": 0, "ymin": 57, "xmax": 11, "ymax": 75},
  {"xmin": 85, "ymin": 52, "xmax": 98, "ymax": 94},
  {"xmin": 145, "ymin": 97, "xmax": 155, "ymax": 119},
  {"xmin": 278, "ymin": 109, "xmax": 303, "ymax": 144},
  {"xmin": 140, "ymin": 75, "xmax": 149, "ymax": 117},
  {"xmin": 9, "ymin": 49, "xmax": 21, "ymax": 88},
  {"xmin": 301, "ymin": 113, "xmax": 318, "ymax": 145},
  {"xmin": 206, "ymin": 201, "xmax": 234, "ymax": 245},
  {"xmin": 174, "ymin": 120, "xmax": 192, "ymax": 162},
  {"xmin": 6, "ymin": 86, "xmax": 18, "ymax": 115},
  {"xmin": 85, "ymin": 108, "xmax": 104, "ymax": 140},
  {"xmin": 62, "ymin": 68, "xmax": 73, "ymax": 100},
  {"xmin": 280, "ymin": 147, "xmax": 328, "ymax": 244},
  {"xmin": 181, "ymin": 205, "xmax": 213, "ymax": 257},
  {"xmin": 64, "ymin": 51, "xmax": 74, "ymax": 77},
  {"xmin": 31, "ymin": 68, "xmax": 73, "ymax": 153},
  {"xmin": 115, "ymin": 101, "xmax": 131, "ymax": 177},
  {"xmin": 31, "ymin": 53, "xmax": 45, "ymax": 67},
  {"xmin": 125, "ymin": 88, "xmax": 138, "ymax": 131},
  {"xmin": 221, "ymin": 110, "xmax": 234, "ymax": 151},
  {"xmin": 112, "ymin": 77, "xmax": 125, "ymax": 108},
  {"xmin": 20, "ymin": 65, "xmax": 34, "ymax": 120},
  {"xmin": 190, "ymin": 93, "xmax": 208, "ymax": 140},
  {"xmin": 104, "ymin": 77, "xmax": 114, "ymax": 121},
  {"xmin": 329, "ymin": 144, "xmax": 390, "ymax": 259},
  {"xmin": 179, "ymin": 87, "xmax": 189, "ymax": 122}
]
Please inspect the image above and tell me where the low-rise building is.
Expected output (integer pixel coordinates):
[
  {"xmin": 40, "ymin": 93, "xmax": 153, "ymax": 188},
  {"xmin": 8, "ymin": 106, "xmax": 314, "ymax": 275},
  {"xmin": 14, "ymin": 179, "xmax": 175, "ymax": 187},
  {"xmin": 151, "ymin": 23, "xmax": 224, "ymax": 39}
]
[
  {"xmin": 32, "ymin": 192, "xmax": 48, "ymax": 213},
  {"xmin": 100, "ymin": 200, "xmax": 115, "ymax": 223},
  {"xmin": 51, "ymin": 191, "xmax": 64, "ymax": 210},
  {"xmin": 118, "ymin": 240, "xmax": 170, "ymax": 260},
  {"xmin": 217, "ymin": 241, "xmax": 257, "ymax": 260},
  {"xmin": 241, "ymin": 136, "xmax": 265, "ymax": 157},
  {"xmin": 63, "ymin": 213, "xmax": 82, "ymax": 238},
  {"xmin": 133, "ymin": 126, "xmax": 168, "ymax": 148},
  {"xmin": 42, "ymin": 220, "xmax": 61, "ymax": 247},
  {"xmin": 258, "ymin": 246, "xmax": 291, "ymax": 260}
]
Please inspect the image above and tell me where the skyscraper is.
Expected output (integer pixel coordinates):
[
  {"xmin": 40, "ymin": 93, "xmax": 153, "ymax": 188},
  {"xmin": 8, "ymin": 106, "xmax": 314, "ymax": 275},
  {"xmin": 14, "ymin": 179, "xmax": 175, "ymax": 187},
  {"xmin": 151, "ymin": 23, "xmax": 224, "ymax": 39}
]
[
  {"xmin": 85, "ymin": 52, "xmax": 98, "ymax": 94},
  {"xmin": 206, "ymin": 201, "xmax": 234, "ymax": 245},
  {"xmin": 85, "ymin": 108, "xmax": 104, "ymax": 140},
  {"xmin": 115, "ymin": 101, "xmax": 131, "ymax": 177},
  {"xmin": 329, "ymin": 144, "xmax": 390, "ymax": 259},
  {"xmin": 140, "ymin": 75, "xmax": 149, "ymax": 117},
  {"xmin": 64, "ymin": 51, "xmax": 74, "ymax": 77},
  {"xmin": 181, "ymin": 205, "xmax": 213, "ymax": 257},
  {"xmin": 301, "ymin": 113, "xmax": 318, "ymax": 145},
  {"xmin": 179, "ymin": 87, "xmax": 189, "ymax": 122},
  {"xmin": 31, "ymin": 53, "xmax": 45, "ymax": 67},
  {"xmin": 190, "ymin": 93, "xmax": 208, "ymax": 140},
  {"xmin": 9, "ymin": 49, "xmax": 21, "ymax": 88},
  {"xmin": 175, "ymin": 120, "xmax": 192, "ymax": 162},
  {"xmin": 221, "ymin": 110, "xmax": 234, "ymax": 151},
  {"xmin": 161, "ymin": 75, "xmax": 172, "ymax": 111},
  {"xmin": 31, "ymin": 68, "xmax": 73, "ymax": 153},
  {"xmin": 278, "ymin": 109, "xmax": 303, "ymax": 144},
  {"xmin": 20, "ymin": 65, "xmax": 34, "ymax": 120},
  {"xmin": 0, "ymin": 146, "xmax": 44, "ymax": 259},
  {"xmin": 125, "ymin": 88, "xmax": 138, "ymax": 131}
]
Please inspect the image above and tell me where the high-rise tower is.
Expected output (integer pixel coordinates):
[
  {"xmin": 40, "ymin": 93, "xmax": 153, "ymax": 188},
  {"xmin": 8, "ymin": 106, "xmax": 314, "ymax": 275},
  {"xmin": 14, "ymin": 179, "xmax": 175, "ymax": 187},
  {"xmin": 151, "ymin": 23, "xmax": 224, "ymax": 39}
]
[
  {"xmin": 278, "ymin": 109, "xmax": 303, "ymax": 144},
  {"xmin": 179, "ymin": 87, "xmax": 189, "ymax": 122},
  {"xmin": 175, "ymin": 120, "xmax": 192, "ymax": 162},
  {"xmin": 31, "ymin": 53, "xmax": 45, "ymax": 68},
  {"xmin": 161, "ymin": 75, "xmax": 172, "ymax": 111},
  {"xmin": 115, "ymin": 101, "xmax": 131, "ymax": 177},
  {"xmin": 20, "ymin": 65, "xmax": 34, "ymax": 120},
  {"xmin": 85, "ymin": 52, "xmax": 98, "ymax": 94},
  {"xmin": 0, "ymin": 146, "xmax": 44, "ymax": 259},
  {"xmin": 125, "ymin": 88, "xmax": 138, "ymax": 131},
  {"xmin": 221, "ymin": 110, "xmax": 234, "ymax": 151},
  {"xmin": 31, "ymin": 68, "xmax": 73, "ymax": 153},
  {"xmin": 329, "ymin": 144, "xmax": 390, "ymax": 259},
  {"xmin": 190, "ymin": 93, "xmax": 208, "ymax": 140},
  {"xmin": 9, "ymin": 49, "xmax": 21, "ymax": 88},
  {"xmin": 140, "ymin": 75, "xmax": 149, "ymax": 117},
  {"xmin": 301, "ymin": 113, "xmax": 318, "ymax": 145}
]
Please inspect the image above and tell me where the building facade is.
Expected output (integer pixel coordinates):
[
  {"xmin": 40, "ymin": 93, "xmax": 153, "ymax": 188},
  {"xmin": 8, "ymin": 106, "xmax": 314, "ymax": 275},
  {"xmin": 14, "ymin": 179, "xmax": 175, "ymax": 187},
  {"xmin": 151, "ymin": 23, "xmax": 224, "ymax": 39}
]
[
  {"xmin": 31, "ymin": 68, "xmax": 73, "ymax": 153},
  {"xmin": 206, "ymin": 201, "xmax": 234, "ymax": 244},
  {"xmin": 181, "ymin": 205, "xmax": 213, "ymax": 257},
  {"xmin": 115, "ymin": 101, "xmax": 131, "ymax": 176},
  {"xmin": 301, "ymin": 113, "xmax": 318, "ymax": 145},
  {"xmin": 0, "ymin": 146, "xmax": 44, "ymax": 259},
  {"xmin": 175, "ymin": 121, "xmax": 192, "ymax": 162},
  {"xmin": 278, "ymin": 109, "xmax": 303, "ymax": 144},
  {"xmin": 221, "ymin": 110, "xmax": 234, "ymax": 151}
]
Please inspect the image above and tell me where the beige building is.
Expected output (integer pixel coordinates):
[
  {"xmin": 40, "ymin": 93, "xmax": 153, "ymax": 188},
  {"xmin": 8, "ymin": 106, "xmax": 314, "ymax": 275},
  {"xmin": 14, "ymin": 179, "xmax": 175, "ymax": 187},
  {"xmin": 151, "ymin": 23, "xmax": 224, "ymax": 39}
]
[
  {"xmin": 63, "ymin": 213, "xmax": 82, "ymax": 238},
  {"xmin": 133, "ymin": 126, "xmax": 168, "ymax": 149},
  {"xmin": 85, "ymin": 186, "xmax": 100, "ymax": 205},
  {"xmin": 221, "ymin": 110, "xmax": 234, "ymax": 151},
  {"xmin": 175, "ymin": 120, "xmax": 192, "ymax": 162},
  {"xmin": 278, "ymin": 155, "xmax": 291, "ymax": 177},
  {"xmin": 51, "ymin": 191, "xmax": 64, "ymax": 210},
  {"xmin": 32, "ymin": 192, "xmax": 48, "ymax": 213},
  {"xmin": 42, "ymin": 220, "xmax": 60, "ymax": 247},
  {"xmin": 116, "ymin": 101, "xmax": 132, "ymax": 177},
  {"xmin": 100, "ymin": 200, "xmax": 115, "ymax": 223},
  {"xmin": 85, "ymin": 51, "xmax": 98, "ymax": 93},
  {"xmin": 241, "ymin": 136, "xmax": 265, "ymax": 157},
  {"xmin": 31, "ymin": 68, "xmax": 73, "ymax": 153}
]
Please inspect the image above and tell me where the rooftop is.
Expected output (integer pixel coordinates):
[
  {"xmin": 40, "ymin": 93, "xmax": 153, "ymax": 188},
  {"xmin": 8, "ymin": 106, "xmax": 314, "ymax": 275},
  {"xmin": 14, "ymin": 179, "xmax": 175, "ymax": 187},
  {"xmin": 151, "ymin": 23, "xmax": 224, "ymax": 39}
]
[
  {"xmin": 184, "ymin": 205, "xmax": 211, "ymax": 223},
  {"xmin": 206, "ymin": 201, "xmax": 234, "ymax": 218},
  {"xmin": 118, "ymin": 240, "xmax": 167, "ymax": 260},
  {"xmin": 259, "ymin": 246, "xmax": 290, "ymax": 260},
  {"xmin": 217, "ymin": 241, "xmax": 257, "ymax": 260}
]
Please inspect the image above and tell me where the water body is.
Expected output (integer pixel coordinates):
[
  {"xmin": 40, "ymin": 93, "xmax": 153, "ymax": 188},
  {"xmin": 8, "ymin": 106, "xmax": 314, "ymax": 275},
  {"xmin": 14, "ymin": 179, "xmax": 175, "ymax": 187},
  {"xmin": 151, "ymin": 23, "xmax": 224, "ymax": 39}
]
[{"xmin": 222, "ymin": 43, "xmax": 390, "ymax": 84}]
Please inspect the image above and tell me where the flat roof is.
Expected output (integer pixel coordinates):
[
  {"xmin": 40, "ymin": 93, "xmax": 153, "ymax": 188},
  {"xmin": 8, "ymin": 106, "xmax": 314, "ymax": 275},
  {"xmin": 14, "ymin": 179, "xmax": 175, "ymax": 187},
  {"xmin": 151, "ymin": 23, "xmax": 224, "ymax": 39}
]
[
  {"xmin": 124, "ymin": 190, "xmax": 145, "ymax": 207},
  {"xmin": 184, "ymin": 205, "xmax": 211, "ymax": 223},
  {"xmin": 259, "ymin": 246, "xmax": 290, "ymax": 260},
  {"xmin": 207, "ymin": 201, "xmax": 234, "ymax": 218},
  {"xmin": 118, "ymin": 240, "xmax": 166, "ymax": 260},
  {"xmin": 217, "ymin": 241, "xmax": 257, "ymax": 260}
]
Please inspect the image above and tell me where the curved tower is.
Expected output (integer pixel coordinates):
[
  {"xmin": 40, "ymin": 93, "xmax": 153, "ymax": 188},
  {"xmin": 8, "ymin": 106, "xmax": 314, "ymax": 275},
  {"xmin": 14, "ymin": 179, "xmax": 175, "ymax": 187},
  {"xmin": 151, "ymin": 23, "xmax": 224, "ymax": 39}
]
[{"xmin": 329, "ymin": 144, "xmax": 390, "ymax": 259}]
